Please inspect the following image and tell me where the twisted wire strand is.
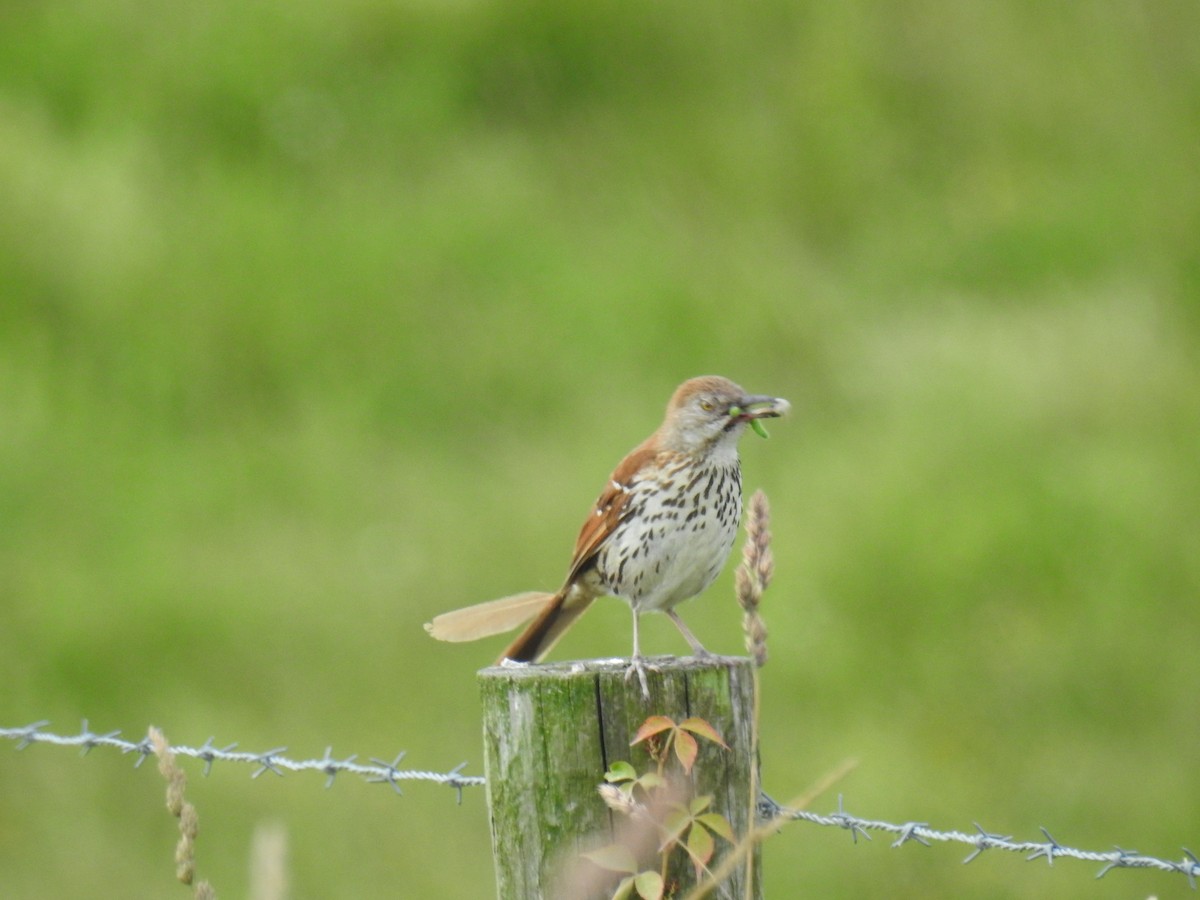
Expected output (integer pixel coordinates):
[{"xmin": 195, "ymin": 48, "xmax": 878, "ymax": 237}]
[
  {"xmin": 1, "ymin": 720, "xmax": 484, "ymax": 800},
  {"xmin": 4, "ymin": 721, "xmax": 1196, "ymax": 885},
  {"xmin": 759, "ymin": 792, "xmax": 1198, "ymax": 887}
]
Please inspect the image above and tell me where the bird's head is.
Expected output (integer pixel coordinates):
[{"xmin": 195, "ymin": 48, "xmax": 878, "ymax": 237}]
[{"xmin": 659, "ymin": 376, "xmax": 790, "ymax": 454}]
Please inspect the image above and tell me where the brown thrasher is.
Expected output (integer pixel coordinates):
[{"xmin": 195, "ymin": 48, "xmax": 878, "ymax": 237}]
[{"xmin": 425, "ymin": 375, "xmax": 789, "ymax": 696}]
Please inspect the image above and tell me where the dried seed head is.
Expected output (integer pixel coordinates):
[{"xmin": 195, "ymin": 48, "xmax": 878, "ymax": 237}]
[{"xmin": 736, "ymin": 490, "xmax": 773, "ymax": 667}]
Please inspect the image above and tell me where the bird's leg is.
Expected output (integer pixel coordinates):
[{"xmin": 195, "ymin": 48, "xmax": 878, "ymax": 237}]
[
  {"xmin": 666, "ymin": 609, "xmax": 712, "ymax": 658},
  {"xmin": 624, "ymin": 608, "xmax": 652, "ymax": 699}
]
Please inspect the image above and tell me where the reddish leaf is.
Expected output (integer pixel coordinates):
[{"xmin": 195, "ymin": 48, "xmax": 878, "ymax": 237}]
[
  {"xmin": 673, "ymin": 730, "xmax": 699, "ymax": 773},
  {"xmin": 679, "ymin": 717, "xmax": 728, "ymax": 749},
  {"xmin": 631, "ymin": 716, "xmax": 677, "ymax": 745}
]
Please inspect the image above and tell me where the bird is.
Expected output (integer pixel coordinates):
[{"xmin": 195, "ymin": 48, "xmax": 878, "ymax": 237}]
[{"xmin": 425, "ymin": 375, "xmax": 789, "ymax": 696}]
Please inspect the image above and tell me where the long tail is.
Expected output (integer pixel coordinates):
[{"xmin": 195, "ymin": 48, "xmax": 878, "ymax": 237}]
[
  {"xmin": 423, "ymin": 586, "xmax": 596, "ymax": 663},
  {"xmin": 500, "ymin": 585, "xmax": 595, "ymax": 662},
  {"xmin": 425, "ymin": 591, "xmax": 556, "ymax": 643}
]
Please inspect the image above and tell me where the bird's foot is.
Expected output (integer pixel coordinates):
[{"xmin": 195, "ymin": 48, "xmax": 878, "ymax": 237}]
[{"xmin": 624, "ymin": 656, "xmax": 656, "ymax": 699}]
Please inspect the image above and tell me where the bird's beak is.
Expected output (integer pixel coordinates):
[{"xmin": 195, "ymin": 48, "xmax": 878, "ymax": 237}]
[
  {"xmin": 729, "ymin": 395, "xmax": 790, "ymax": 421},
  {"xmin": 726, "ymin": 395, "xmax": 790, "ymax": 436}
]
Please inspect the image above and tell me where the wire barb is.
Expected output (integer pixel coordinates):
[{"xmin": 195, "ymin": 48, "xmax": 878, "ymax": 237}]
[
  {"xmin": 126, "ymin": 735, "xmax": 155, "ymax": 767},
  {"xmin": 367, "ymin": 752, "xmax": 409, "ymax": 795},
  {"xmin": 1181, "ymin": 849, "xmax": 1200, "ymax": 890},
  {"xmin": 318, "ymin": 747, "xmax": 358, "ymax": 788},
  {"xmin": 194, "ymin": 737, "xmax": 239, "ymax": 777},
  {"xmin": 1096, "ymin": 846, "xmax": 1139, "ymax": 879},
  {"xmin": 891, "ymin": 822, "xmax": 931, "ymax": 849},
  {"xmin": 251, "ymin": 747, "xmax": 288, "ymax": 779},
  {"xmin": 13, "ymin": 720, "xmax": 50, "ymax": 750},
  {"xmin": 830, "ymin": 795, "xmax": 872, "ymax": 844},
  {"xmin": 1026, "ymin": 826, "xmax": 1060, "ymax": 866}
]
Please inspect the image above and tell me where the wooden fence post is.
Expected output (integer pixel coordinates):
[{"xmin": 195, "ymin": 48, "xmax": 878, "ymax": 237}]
[{"xmin": 479, "ymin": 655, "xmax": 761, "ymax": 899}]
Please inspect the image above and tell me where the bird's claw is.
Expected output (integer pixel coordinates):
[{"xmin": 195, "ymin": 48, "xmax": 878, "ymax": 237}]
[{"xmin": 624, "ymin": 657, "xmax": 656, "ymax": 699}]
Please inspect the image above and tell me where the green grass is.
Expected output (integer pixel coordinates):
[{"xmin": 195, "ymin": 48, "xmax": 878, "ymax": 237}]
[{"xmin": 2, "ymin": 2, "xmax": 1199, "ymax": 896}]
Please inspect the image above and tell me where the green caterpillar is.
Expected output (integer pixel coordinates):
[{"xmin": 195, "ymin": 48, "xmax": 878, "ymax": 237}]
[{"xmin": 729, "ymin": 405, "xmax": 771, "ymax": 439}]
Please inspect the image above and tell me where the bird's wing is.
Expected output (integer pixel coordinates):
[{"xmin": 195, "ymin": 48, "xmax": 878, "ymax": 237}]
[{"xmin": 564, "ymin": 442, "xmax": 656, "ymax": 584}]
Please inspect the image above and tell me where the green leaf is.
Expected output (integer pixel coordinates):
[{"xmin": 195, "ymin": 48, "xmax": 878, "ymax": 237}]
[
  {"xmin": 687, "ymin": 821, "xmax": 716, "ymax": 867},
  {"xmin": 633, "ymin": 870, "xmax": 664, "ymax": 900},
  {"xmin": 605, "ymin": 760, "xmax": 638, "ymax": 782},
  {"xmin": 613, "ymin": 874, "xmax": 636, "ymax": 900},
  {"xmin": 696, "ymin": 812, "xmax": 735, "ymax": 842},
  {"xmin": 660, "ymin": 807, "xmax": 691, "ymax": 850},
  {"xmin": 582, "ymin": 844, "xmax": 637, "ymax": 875},
  {"xmin": 636, "ymin": 772, "xmax": 666, "ymax": 791}
]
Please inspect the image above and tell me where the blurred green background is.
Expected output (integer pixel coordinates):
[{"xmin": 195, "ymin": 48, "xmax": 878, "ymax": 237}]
[{"xmin": 2, "ymin": 1, "xmax": 1198, "ymax": 896}]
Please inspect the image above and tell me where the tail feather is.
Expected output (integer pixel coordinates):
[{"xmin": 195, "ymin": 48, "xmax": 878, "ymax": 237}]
[
  {"xmin": 424, "ymin": 591, "xmax": 555, "ymax": 643},
  {"xmin": 500, "ymin": 586, "xmax": 595, "ymax": 663}
]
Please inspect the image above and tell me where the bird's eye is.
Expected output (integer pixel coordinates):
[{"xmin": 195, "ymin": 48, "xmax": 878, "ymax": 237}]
[{"xmin": 699, "ymin": 399, "xmax": 714, "ymax": 412}]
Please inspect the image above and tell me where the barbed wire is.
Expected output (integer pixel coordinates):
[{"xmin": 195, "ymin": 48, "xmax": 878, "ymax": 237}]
[
  {"xmin": 0, "ymin": 720, "xmax": 485, "ymax": 800},
  {"xmin": 758, "ymin": 792, "xmax": 1199, "ymax": 887},
  {"xmin": 4, "ymin": 721, "xmax": 1195, "ymax": 887}
]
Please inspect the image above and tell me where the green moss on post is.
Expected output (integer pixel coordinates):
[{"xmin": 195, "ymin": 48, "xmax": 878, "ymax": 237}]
[{"xmin": 479, "ymin": 656, "xmax": 760, "ymax": 899}]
